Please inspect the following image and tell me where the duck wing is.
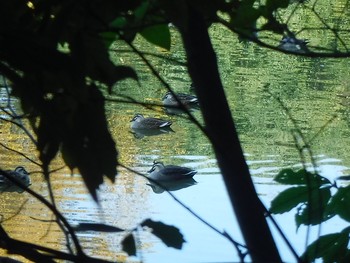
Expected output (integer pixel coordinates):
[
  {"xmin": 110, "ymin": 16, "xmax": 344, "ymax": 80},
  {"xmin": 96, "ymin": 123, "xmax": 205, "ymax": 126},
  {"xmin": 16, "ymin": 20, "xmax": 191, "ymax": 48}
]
[
  {"xmin": 144, "ymin": 117, "xmax": 172, "ymax": 128},
  {"xmin": 161, "ymin": 165, "xmax": 197, "ymax": 180}
]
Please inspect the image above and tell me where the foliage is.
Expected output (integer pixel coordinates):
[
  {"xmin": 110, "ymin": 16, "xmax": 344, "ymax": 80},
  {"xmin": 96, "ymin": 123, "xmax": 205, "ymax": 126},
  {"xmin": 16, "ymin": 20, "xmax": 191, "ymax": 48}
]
[
  {"xmin": 0, "ymin": 0, "xmax": 348, "ymax": 200},
  {"xmin": 270, "ymin": 168, "xmax": 350, "ymax": 262},
  {"xmin": 72, "ymin": 220, "xmax": 185, "ymax": 256},
  {"xmin": 0, "ymin": 0, "xmax": 350, "ymax": 262}
]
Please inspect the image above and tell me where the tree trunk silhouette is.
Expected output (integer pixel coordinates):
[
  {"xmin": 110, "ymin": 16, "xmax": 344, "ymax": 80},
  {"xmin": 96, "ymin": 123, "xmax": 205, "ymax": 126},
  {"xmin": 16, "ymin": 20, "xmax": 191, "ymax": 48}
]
[{"xmin": 177, "ymin": 6, "xmax": 282, "ymax": 262}]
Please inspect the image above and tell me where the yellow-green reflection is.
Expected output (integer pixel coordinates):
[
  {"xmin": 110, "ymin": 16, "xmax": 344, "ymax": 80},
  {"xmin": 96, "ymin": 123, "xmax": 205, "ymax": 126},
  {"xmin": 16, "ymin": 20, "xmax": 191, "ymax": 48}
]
[{"xmin": 1, "ymin": 1, "xmax": 350, "ymax": 262}]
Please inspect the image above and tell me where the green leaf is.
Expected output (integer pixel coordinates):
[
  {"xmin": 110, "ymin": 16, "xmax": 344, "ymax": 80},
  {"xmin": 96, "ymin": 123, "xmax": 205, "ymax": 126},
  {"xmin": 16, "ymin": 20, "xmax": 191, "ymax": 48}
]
[
  {"xmin": 295, "ymin": 186, "xmax": 332, "ymax": 227},
  {"xmin": 270, "ymin": 186, "xmax": 308, "ymax": 214},
  {"xmin": 274, "ymin": 168, "xmax": 331, "ymax": 186},
  {"xmin": 122, "ymin": 234, "xmax": 136, "ymax": 256},
  {"xmin": 326, "ymin": 185, "xmax": 350, "ymax": 222},
  {"xmin": 110, "ymin": 17, "xmax": 128, "ymax": 29},
  {"xmin": 134, "ymin": 1, "xmax": 150, "ymax": 21},
  {"xmin": 302, "ymin": 231, "xmax": 349, "ymax": 263},
  {"xmin": 230, "ymin": 0, "xmax": 260, "ymax": 38},
  {"xmin": 100, "ymin": 31, "xmax": 117, "ymax": 48},
  {"xmin": 274, "ymin": 168, "xmax": 305, "ymax": 185},
  {"xmin": 139, "ymin": 24, "xmax": 171, "ymax": 50},
  {"xmin": 141, "ymin": 219, "xmax": 185, "ymax": 249}
]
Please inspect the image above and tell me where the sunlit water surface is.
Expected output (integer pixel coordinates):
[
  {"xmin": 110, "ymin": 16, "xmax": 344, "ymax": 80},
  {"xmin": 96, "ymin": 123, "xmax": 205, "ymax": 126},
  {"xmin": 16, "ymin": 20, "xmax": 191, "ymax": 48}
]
[{"xmin": 1, "ymin": 13, "xmax": 350, "ymax": 263}]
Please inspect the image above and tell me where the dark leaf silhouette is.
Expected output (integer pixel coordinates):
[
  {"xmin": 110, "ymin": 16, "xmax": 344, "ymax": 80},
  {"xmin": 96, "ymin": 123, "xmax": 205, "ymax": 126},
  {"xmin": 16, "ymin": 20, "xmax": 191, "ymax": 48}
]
[
  {"xmin": 302, "ymin": 228, "xmax": 350, "ymax": 263},
  {"xmin": 61, "ymin": 85, "xmax": 118, "ymax": 201},
  {"xmin": 270, "ymin": 186, "xmax": 308, "ymax": 214},
  {"xmin": 294, "ymin": 186, "xmax": 331, "ymax": 228},
  {"xmin": 73, "ymin": 223, "xmax": 124, "ymax": 232},
  {"xmin": 122, "ymin": 234, "xmax": 136, "ymax": 256},
  {"xmin": 141, "ymin": 219, "xmax": 185, "ymax": 249},
  {"xmin": 274, "ymin": 168, "xmax": 331, "ymax": 186},
  {"xmin": 325, "ymin": 185, "xmax": 350, "ymax": 222},
  {"xmin": 140, "ymin": 24, "xmax": 171, "ymax": 50}
]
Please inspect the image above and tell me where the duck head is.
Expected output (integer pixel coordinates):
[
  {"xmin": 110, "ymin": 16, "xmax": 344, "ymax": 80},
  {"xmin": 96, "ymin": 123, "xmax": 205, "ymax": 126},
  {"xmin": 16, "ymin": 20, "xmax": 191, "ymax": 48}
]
[{"xmin": 148, "ymin": 161, "xmax": 165, "ymax": 173}]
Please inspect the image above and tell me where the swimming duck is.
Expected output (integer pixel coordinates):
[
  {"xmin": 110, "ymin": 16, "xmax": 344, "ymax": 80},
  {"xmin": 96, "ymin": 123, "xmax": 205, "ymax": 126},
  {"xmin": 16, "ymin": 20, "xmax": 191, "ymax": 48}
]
[
  {"xmin": 0, "ymin": 166, "xmax": 31, "ymax": 192},
  {"xmin": 130, "ymin": 114, "xmax": 172, "ymax": 130},
  {"xmin": 162, "ymin": 92, "xmax": 199, "ymax": 108},
  {"xmin": 147, "ymin": 161, "xmax": 197, "ymax": 182}
]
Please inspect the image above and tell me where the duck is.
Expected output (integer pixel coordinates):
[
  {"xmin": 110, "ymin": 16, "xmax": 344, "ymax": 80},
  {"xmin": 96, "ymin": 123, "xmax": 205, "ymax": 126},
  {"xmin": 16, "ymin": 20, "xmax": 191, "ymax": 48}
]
[
  {"xmin": 130, "ymin": 114, "xmax": 172, "ymax": 130},
  {"xmin": 0, "ymin": 166, "xmax": 31, "ymax": 193},
  {"xmin": 147, "ymin": 161, "xmax": 197, "ymax": 182},
  {"xmin": 162, "ymin": 92, "xmax": 199, "ymax": 108},
  {"xmin": 278, "ymin": 35, "xmax": 309, "ymax": 53}
]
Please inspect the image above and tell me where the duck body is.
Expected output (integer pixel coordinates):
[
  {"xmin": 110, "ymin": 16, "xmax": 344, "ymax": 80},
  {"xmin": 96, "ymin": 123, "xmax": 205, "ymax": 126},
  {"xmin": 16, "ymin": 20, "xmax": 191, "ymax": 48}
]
[
  {"xmin": 148, "ymin": 161, "xmax": 197, "ymax": 182},
  {"xmin": 278, "ymin": 36, "xmax": 309, "ymax": 53},
  {"xmin": 130, "ymin": 114, "xmax": 172, "ymax": 130},
  {"xmin": 147, "ymin": 178, "xmax": 197, "ymax": 193},
  {"xmin": 162, "ymin": 92, "xmax": 199, "ymax": 108},
  {"xmin": 0, "ymin": 166, "xmax": 31, "ymax": 192}
]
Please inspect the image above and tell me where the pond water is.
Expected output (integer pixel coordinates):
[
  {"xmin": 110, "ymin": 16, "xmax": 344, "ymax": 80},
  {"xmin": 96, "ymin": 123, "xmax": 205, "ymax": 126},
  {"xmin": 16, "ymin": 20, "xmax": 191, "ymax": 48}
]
[{"xmin": 2, "ymin": 9, "xmax": 350, "ymax": 263}]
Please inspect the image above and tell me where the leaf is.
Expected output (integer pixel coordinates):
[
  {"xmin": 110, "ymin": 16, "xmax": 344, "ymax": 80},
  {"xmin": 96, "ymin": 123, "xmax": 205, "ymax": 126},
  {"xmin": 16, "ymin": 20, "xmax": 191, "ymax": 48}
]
[
  {"xmin": 295, "ymin": 186, "xmax": 332, "ymax": 227},
  {"xmin": 109, "ymin": 16, "xmax": 128, "ymax": 29},
  {"xmin": 107, "ymin": 66, "xmax": 139, "ymax": 94},
  {"xmin": 336, "ymin": 175, "xmax": 350, "ymax": 180},
  {"xmin": 274, "ymin": 168, "xmax": 331, "ymax": 186},
  {"xmin": 73, "ymin": 223, "xmax": 124, "ymax": 232},
  {"xmin": 230, "ymin": 0, "xmax": 260, "ymax": 38},
  {"xmin": 302, "ymin": 231, "xmax": 349, "ymax": 263},
  {"xmin": 270, "ymin": 186, "xmax": 308, "ymax": 214},
  {"xmin": 70, "ymin": 33, "xmax": 138, "ymax": 88},
  {"xmin": 326, "ymin": 185, "xmax": 350, "ymax": 222},
  {"xmin": 140, "ymin": 24, "xmax": 171, "ymax": 50},
  {"xmin": 274, "ymin": 168, "xmax": 305, "ymax": 185},
  {"xmin": 100, "ymin": 31, "xmax": 118, "ymax": 48},
  {"xmin": 37, "ymin": 110, "xmax": 61, "ymax": 167},
  {"xmin": 133, "ymin": 1, "xmax": 150, "ymax": 21},
  {"xmin": 61, "ymin": 85, "xmax": 118, "ymax": 201},
  {"xmin": 122, "ymin": 234, "xmax": 136, "ymax": 256},
  {"xmin": 266, "ymin": 0, "xmax": 290, "ymax": 12},
  {"xmin": 141, "ymin": 219, "xmax": 185, "ymax": 249}
]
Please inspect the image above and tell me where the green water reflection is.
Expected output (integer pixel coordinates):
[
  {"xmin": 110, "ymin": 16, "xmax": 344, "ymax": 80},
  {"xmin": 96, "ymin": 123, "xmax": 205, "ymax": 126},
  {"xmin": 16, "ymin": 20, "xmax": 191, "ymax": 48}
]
[{"xmin": 1, "ymin": 11, "xmax": 350, "ymax": 263}]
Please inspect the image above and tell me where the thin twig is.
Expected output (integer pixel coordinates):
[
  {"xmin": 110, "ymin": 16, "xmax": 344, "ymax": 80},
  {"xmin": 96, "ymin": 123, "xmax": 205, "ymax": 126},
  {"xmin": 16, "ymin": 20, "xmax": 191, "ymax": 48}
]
[
  {"xmin": 267, "ymin": 88, "xmax": 334, "ymax": 261},
  {"xmin": 118, "ymin": 39, "xmax": 208, "ymax": 136},
  {"xmin": 0, "ymin": 142, "xmax": 41, "ymax": 166},
  {"xmin": 118, "ymin": 162, "xmax": 247, "ymax": 260},
  {"xmin": 0, "ymin": 169, "xmax": 84, "ymax": 256}
]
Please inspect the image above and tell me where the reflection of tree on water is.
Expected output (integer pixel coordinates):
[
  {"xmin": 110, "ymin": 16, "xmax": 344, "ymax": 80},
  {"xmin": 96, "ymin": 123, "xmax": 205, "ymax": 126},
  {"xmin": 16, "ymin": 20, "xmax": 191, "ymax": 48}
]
[{"xmin": 0, "ymin": 0, "xmax": 349, "ymax": 262}]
